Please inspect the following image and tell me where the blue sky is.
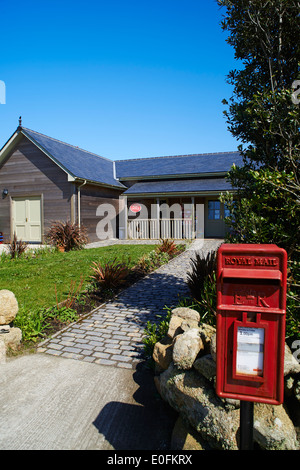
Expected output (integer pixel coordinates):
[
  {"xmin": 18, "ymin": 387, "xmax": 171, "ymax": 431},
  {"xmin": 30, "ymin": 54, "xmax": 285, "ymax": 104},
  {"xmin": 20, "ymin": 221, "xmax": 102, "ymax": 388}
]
[{"xmin": 0, "ymin": 0, "xmax": 241, "ymax": 160}]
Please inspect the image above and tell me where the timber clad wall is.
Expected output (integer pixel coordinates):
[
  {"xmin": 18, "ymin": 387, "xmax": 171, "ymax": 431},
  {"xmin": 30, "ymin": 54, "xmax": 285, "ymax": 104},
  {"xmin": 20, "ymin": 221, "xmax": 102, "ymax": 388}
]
[
  {"xmin": 80, "ymin": 184, "xmax": 121, "ymax": 243},
  {"xmin": 0, "ymin": 137, "xmax": 72, "ymax": 242}
]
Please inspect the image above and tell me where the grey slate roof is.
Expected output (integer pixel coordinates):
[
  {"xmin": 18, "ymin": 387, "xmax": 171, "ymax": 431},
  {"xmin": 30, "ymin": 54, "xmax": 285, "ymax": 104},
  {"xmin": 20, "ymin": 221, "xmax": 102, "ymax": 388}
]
[
  {"xmin": 115, "ymin": 152, "xmax": 243, "ymax": 179},
  {"xmin": 2, "ymin": 126, "xmax": 242, "ymax": 193},
  {"xmin": 123, "ymin": 178, "xmax": 234, "ymax": 195},
  {"xmin": 21, "ymin": 127, "xmax": 125, "ymax": 189}
]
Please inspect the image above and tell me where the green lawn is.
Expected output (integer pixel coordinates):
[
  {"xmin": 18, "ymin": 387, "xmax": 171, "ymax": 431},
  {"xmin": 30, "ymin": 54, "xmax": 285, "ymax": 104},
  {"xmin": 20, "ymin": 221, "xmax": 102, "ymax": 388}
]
[{"xmin": 0, "ymin": 244, "xmax": 155, "ymax": 313}]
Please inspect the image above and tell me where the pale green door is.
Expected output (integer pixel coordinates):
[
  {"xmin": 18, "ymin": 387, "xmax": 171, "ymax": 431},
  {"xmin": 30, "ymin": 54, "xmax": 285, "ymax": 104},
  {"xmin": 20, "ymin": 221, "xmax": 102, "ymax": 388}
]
[{"xmin": 13, "ymin": 197, "xmax": 42, "ymax": 242}]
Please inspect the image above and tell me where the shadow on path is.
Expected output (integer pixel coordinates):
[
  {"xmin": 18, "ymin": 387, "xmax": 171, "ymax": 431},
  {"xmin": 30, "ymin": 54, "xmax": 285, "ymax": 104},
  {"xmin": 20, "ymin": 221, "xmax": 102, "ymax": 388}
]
[{"xmin": 93, "ymin": 362, "xmax": 177, "ymax": 450}]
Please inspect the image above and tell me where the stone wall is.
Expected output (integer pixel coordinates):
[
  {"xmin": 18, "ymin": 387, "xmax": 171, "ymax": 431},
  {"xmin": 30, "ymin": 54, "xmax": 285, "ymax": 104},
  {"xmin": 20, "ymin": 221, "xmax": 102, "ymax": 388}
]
[
  {"xmin": 153, "ymin": 307, "xmax": 300, "ymax": 450},
  {"xmin": 0, "ymin": 290, "xmax": 22, "ymax": 362}
]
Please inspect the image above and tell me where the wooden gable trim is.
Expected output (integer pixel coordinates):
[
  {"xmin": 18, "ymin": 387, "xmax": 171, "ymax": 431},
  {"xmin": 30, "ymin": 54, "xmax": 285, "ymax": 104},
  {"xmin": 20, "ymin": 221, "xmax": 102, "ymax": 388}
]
[{"xmin": 0, "ymin": 130, "xmax": 24, "ymax": 167}]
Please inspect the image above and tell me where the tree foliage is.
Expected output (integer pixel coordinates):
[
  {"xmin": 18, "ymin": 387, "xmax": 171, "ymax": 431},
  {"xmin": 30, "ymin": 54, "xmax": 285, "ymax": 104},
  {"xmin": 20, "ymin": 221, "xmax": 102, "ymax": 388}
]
[
  {"xmin": 217, "ymin": 0, "xmax": 299, "ymax": 251},
  {"xmin": 217, "ymin": 0, "xmax": 300, "ymax": 339}
]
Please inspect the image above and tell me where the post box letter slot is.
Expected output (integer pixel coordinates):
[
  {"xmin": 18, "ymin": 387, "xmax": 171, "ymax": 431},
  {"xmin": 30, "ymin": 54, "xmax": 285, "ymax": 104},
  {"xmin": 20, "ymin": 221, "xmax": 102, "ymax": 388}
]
[{"xmin": 221, "ymin": 268, "xmax": 282, "ymax": 282}]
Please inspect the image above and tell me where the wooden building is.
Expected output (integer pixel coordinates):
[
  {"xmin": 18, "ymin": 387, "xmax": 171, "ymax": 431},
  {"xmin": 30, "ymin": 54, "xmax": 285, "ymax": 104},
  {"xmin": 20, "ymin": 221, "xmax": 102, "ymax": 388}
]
[
  {"xmin": 0, "ymin": 123, "xmax": 125, "ymax": 243},
  {"xmin": 0, "ymin": 122, "xmax": 243, "ymax": 243}
]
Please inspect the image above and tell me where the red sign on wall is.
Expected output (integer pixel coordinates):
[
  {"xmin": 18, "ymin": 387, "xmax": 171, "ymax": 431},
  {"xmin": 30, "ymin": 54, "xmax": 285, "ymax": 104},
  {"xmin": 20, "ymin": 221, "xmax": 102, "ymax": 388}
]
[{"xmin": 129, "ymin": 203, "xmax": 142, "ymax": 213}]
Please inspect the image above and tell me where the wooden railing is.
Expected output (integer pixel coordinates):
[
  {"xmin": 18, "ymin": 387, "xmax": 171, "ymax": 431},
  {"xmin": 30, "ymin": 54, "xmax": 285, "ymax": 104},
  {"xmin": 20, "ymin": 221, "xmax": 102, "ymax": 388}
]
[{"xmin": 128, "ymin": 218, "xmax": 194, "ymax": 240}]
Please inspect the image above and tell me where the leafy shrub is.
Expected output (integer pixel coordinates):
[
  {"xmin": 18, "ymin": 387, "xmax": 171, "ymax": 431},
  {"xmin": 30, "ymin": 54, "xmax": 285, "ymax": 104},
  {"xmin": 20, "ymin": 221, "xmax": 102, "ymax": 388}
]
[
  {"xmin": 46, "ymin": 220, "xmax": 88, "ymax": 251},
  {"xmin": 187, "ymin": 251, "xmax": 217, "ymax": 302},
  {"xmin": 136, "ymin": 240, "xmax": 185, "ymax": 274},
  {"xmin": 8, "ymin": 233, "xmax": 28, "ymax": 259},
  {"xmin": 143, "ymin": 308, "xmax": 172, "ymax": 359},
  {"xmin": 14, "ymin": 305, "xmax": 79, "ymax": 343},
  {"xmin": 156, "ymin": 239, "xmax": 180, "ymax": 257},
  {"xmin": 186, "ymin": 251, "xmax": 217, "ymax": 325},
  {"xmin": 90, "ymin": 258, "xmax": 129, "ymax": 290},
  {"xmin": 14, "ymin": 308, "xmax": 50, "ymax": 343},
  {"xmin": 138, "ymin": 250, "xmax": 170, "ymax": 273},
  {"xmin": 286, "ymin": 259, "xmax": 300, "ymax": 343},
  {"xmin": 143, "ymin": 297, "xmax": 204, "ymax": 360},
  {"xmin": 196, "ymin": 271, "xmax": 217, "ymax": 325},
  {"xmin": 46, "ymin": 306, "xmax": 78, "ymax": 324}
]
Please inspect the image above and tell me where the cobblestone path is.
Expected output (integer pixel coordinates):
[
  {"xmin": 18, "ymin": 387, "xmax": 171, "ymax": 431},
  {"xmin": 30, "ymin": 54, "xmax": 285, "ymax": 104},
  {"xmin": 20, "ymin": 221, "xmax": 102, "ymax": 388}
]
[{"xmin": 38, "ymin": 239, "xmax": 222, "ymax": 369}]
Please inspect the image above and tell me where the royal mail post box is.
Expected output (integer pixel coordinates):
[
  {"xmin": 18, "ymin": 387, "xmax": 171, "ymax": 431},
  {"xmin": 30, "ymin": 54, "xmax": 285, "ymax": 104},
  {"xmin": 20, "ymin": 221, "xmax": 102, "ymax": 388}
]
[{"xmin": 216, "ymin": 244, "xmax": 287, "ymax": 405}]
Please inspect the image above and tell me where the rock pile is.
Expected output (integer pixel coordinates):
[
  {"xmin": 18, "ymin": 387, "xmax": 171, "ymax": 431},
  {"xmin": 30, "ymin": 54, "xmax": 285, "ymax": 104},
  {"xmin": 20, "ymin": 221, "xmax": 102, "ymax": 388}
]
[
  {"xmin": 153, "ymin": 307, "xmax": 300, "ymax": 450},
  {"xmin": 0, "ymin": 290, "xmax": 22, "ymax": 362}
]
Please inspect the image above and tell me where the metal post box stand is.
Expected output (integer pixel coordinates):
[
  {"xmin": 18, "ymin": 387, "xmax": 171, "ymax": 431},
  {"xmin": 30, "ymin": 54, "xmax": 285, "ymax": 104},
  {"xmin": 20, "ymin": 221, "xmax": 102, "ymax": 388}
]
[
  {"xmin": 216, "ymin": 244, "xmax": 287, "ymax": 450},
  {"xmin": 240, "ymin": 401, "xmax": 254, "ymax": 450}
]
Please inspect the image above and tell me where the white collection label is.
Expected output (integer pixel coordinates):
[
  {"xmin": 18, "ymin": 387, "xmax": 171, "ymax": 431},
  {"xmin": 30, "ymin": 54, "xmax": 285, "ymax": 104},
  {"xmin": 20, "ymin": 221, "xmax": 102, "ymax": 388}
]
[{"xmin": 236, "ymin": 327, "xmax": 264, "ymax": 376}]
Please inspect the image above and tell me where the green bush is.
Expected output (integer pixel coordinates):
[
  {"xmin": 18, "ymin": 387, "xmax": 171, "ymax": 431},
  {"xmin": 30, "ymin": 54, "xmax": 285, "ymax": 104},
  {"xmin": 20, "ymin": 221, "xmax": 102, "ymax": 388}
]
[
  {"xmin": 138, "ymin": 250, "xmax": 170, "ymax": 273},
  {"xmin": 143, "ymin": 308, "xmax": 172, "ymax": 360},
  {"xmin": 286, "ymin": 259, "xmax": 300, "ymax": 343},
  {"xmin": 46, "ymin": 220, "xmax": 88, "ymax": 251},
  {"xmin": 186, "ymin": 251, "xmax": 217, "ymax": 326},
  {"xmin": 14, "ymin": 305, "xmax": 79, "ymax": 343},
  {"xmin": 187, "ymin": 251, "xmax": 216, "ymax": 302},
  {"xmin": 46, "ymin": 306, "xmax": 78, "ymax": 324},
  {"xmin": 14, "ymin": 308, "xmax": 50, "ymax": 343},
  {"xmin": 143, "ymin": 297, "xmax": 204, "ymax": 360}
]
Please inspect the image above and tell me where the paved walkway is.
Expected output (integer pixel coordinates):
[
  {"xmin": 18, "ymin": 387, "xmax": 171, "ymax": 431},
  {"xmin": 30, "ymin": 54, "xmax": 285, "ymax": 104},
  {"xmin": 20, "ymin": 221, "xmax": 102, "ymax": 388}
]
[{"xmin": 38, "ymin": 239, "xmax": 222, "ymax": 369}]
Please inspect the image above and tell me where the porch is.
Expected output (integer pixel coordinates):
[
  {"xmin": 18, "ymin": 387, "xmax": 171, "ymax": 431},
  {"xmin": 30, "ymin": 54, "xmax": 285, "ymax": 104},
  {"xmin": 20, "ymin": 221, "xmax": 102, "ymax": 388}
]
[
  {"xmin": 119, "ymin": 194, "xmax": 228, "ymax": 240},
  {"xmin": 128, "ymin": 218, "xmax": 194, "ymax": 240}
]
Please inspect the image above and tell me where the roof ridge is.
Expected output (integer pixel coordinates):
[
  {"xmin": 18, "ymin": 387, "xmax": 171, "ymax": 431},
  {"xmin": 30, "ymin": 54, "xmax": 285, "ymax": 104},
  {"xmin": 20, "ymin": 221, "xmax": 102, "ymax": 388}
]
[
  {"xmin": 22, "ymin": 127, "xmax": 113, "ymax": 163},
  {"xmin": 115, "ymin": 151, "xmax": 240, "ymax": 162}
]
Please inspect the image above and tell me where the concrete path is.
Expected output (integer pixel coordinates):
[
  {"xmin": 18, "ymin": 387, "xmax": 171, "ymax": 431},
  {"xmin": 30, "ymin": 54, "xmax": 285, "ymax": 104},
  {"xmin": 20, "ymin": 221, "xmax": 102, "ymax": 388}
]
[
  {"xmin": 0, "ymin": 354, "xmax": 178, "ymax": 450},
  {"xmin": 0, "ymin": 239, "xmax": 222, "ymax": 450}
]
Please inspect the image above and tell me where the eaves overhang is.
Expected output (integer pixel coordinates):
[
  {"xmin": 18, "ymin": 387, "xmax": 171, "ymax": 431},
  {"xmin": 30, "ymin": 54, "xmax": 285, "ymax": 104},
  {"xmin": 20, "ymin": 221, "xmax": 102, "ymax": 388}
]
[
  {"xmin": 125, "ymin": 189, "xmax": 237, "ymax": 198},
  {"xmin": 118, "ymin": 171, "xmax": 228, "ymax": 181}
]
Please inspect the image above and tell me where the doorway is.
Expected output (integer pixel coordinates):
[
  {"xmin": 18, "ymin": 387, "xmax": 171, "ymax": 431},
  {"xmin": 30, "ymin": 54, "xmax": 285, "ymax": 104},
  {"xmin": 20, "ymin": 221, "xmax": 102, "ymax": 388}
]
[{"xmin": 12, "ymin": 196, "xmax": 42, "ymax": 242}]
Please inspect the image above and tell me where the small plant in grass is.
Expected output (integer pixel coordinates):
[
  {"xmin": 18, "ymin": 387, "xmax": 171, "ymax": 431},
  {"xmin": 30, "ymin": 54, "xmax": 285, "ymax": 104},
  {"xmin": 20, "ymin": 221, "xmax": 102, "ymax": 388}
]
[
  {"xmin": 8, "ymin": 233, "xmax": 28, "ymax": 259},
  {"xmin": 46, "ymin": 220, "xmax": 88, "ymax": 251},
  {"xmin": 55, "ymin": 275, "xmax": 85, "ymax": 309},
  {"xmin": 90, "ymin": 258, "xmax": 130, "ymax": 290}
]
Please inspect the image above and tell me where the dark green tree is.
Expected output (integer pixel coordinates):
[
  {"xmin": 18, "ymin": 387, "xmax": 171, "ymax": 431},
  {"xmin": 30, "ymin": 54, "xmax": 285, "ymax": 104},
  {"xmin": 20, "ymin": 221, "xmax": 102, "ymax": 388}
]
[{"xmin": 217, "ymin": 0, "xmax": 300, "ymax": 339}]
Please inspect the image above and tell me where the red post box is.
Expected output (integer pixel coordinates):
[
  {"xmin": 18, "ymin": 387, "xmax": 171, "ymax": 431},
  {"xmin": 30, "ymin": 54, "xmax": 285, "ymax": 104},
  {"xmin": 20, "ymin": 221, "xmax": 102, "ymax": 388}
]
[{"xmin": 216, "ymin": 244, "xmax": 287, "ymax": 405}]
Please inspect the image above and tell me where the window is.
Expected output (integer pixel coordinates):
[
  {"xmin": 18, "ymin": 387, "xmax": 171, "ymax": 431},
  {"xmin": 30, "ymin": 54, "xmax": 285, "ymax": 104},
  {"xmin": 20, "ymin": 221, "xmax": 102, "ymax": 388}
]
[
  {"xmin": 208, "ymin": 200, "xmax": 220, "ymax": 220},
  {"xmin": 224, "ymin": 204, "xmax": 231, "ymax": 218}
]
